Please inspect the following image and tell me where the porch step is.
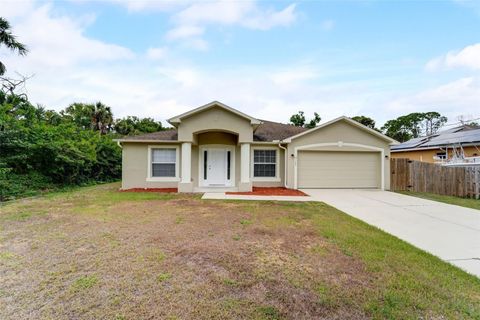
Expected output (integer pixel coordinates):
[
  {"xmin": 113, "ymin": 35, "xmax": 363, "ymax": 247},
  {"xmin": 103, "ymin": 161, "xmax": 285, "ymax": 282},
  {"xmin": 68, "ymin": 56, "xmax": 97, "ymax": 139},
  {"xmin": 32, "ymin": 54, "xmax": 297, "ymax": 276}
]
[{"xmin": 193, "ymin": 187, "xmax": 238, "ymax": 193}]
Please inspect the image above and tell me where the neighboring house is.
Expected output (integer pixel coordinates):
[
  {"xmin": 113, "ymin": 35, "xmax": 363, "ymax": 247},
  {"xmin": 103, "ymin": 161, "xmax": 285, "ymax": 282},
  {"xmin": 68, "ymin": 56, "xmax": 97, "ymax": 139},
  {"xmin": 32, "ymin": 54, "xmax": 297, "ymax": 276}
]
[
  {"xmin": 391, "ymin": 125, "xmax": 480, "ymax": 163},
  {"xmin": 116, "ymin": 101, "xmax": 396, "ymax": 192}
]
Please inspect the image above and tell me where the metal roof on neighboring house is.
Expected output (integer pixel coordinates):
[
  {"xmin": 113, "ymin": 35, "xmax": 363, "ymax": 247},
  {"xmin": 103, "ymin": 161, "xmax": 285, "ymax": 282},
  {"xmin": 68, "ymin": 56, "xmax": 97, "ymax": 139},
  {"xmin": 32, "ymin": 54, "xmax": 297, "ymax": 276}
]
[{"xmin": 391, "ymin": 125, "xmax": 480, "ymax": 151}]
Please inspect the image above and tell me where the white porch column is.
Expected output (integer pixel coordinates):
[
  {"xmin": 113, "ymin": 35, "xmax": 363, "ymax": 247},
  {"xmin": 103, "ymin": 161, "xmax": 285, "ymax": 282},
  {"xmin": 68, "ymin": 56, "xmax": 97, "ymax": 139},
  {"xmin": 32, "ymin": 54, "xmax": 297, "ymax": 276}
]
[
  {"xmin": 239, "ymin": 143, "xmax": 252, "ymax": 192},
  {"xmin": 181, "ymin": 142, "xmax": 191, "ymax": 183},
  {"xmin": 241, "ymin": 143, "xmax": 250, "ymax": 183},
  {"xmin": 179, "ymin": 142, "xmax": 193, "ymax": 192}
]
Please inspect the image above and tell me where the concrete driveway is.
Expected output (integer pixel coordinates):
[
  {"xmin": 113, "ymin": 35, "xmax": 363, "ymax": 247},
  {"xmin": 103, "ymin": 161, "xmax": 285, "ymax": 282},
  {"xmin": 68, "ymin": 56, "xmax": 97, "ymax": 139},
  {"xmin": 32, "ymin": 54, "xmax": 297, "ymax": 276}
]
[{"xmin": 301, "ymin": 189, "xmax": 480, "ymax": 278}]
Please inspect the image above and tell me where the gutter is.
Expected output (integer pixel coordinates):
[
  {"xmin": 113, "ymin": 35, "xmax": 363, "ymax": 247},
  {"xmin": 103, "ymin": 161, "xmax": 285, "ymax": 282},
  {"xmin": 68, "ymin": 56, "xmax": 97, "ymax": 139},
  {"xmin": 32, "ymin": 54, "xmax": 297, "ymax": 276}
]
[{"xmin": 113, "ymin": 139, "xmax": 181, "ymax": 144}]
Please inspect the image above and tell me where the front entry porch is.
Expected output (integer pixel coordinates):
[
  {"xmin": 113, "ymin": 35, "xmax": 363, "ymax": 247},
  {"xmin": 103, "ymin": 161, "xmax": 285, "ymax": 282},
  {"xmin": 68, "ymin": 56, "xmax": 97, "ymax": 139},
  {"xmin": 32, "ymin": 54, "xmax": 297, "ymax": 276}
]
[
  {"xmin": 178, "ymin": 130, "xmax": 253, "ymax": 193},
  {"xmin": 199, "ymin": 145, "xmax": 235, "ymax": 188}
]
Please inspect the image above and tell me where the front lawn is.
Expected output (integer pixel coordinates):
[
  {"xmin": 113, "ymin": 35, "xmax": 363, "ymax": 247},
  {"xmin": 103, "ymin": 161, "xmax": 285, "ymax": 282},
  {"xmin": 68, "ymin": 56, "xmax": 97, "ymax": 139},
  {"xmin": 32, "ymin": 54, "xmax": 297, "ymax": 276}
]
[
  {"xmin": 1, "ymin": 183, "xmax": 479, "ymax": 319},
  {"xmin": 398, "ymin": 191, "xmax": 480, "ymax": 211}
]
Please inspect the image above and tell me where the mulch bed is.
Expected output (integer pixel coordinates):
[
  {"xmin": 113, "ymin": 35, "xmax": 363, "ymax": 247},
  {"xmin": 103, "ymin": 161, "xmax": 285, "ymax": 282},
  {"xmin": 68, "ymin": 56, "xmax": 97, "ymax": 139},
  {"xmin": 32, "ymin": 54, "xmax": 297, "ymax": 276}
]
[
  {"xmin": 227, "ymin": 187, "xmax": 307, "ymax": 196},
  {"xmin": 120, "ymin": 188, "xmax": 178, "ymax": 193}
]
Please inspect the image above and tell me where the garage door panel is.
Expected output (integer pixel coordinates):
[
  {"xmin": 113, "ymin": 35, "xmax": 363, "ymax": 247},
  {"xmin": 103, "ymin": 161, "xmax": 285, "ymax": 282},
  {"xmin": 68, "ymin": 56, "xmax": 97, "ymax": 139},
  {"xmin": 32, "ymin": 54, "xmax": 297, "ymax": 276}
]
[{"xmin": 298, "ymin": 151, "xmax": 380, "ymax": 188}]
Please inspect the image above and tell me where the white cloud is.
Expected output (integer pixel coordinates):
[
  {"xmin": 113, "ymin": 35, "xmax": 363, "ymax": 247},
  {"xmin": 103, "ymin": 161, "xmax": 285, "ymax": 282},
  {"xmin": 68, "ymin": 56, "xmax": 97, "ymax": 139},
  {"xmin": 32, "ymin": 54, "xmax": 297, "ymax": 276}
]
[
  {"xmin": 242, "ymin": 4, "xmax": 297, "ymax": 30},
  {"xmin": 164, "ymin": 1, "xmax": 297, "ymax": 48},
  {"xmin": 2, "ymin": 3, "xmax": 133, "ymax": 71},
  {"xmin": 174, "ymin": 1, "xmax": 254, "ymax": 26},
  {"xmin": 173, "ymin": 1, "xmax": 297, "ymax": 30},
  {"xmin": 385, "ymin": 77, "xmax": 480, "ymax": 122},
  {"xmin": 165, "ymin": 25, "xmax": 205, "ymax": 40},
  {"xmin": 426, "ymin": 43, "xmax": 480, "ymax": 71},
  {"xmin": 1, "ymin": 0, "xmax": 35, "ymax": 19},
  {"xmin": 108, "ymin": 0, "xmax": 189, "ymax": 12},
  {"xmin": 146, "ymin": 47, "xmax": 167, "ymax": 60}
]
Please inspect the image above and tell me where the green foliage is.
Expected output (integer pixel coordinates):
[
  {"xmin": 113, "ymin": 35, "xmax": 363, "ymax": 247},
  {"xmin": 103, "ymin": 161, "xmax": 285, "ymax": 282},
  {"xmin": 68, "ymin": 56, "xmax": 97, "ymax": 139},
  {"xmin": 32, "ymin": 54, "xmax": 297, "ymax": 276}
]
[
  {"xmin": 289, "ymin": 111, "xmax": 305, "ymax": 127},
  {"xmin": 0, "ymin": 17, "xmax": 28, "ymax": 75},
  {"xmin": 289, "ymin": 111, "xmax": 321, "ymax": 128},
  {"xmin": 0, "ymin": 91, "xmax": 122, "ymax": 201},
  {"xmin": 114, "ymin": 116, "xmax": 163, "ymax": 135},
  {"xmin": 351, "ymin": 115, "xmax": 377, "ymax": 130},
  {"xmin": 62, "ymin": 101, "xmax": 114, "ymax": 134},
  {"xmin": 381, "ymin": 112, "xmax": 447, "ymax": 142}
]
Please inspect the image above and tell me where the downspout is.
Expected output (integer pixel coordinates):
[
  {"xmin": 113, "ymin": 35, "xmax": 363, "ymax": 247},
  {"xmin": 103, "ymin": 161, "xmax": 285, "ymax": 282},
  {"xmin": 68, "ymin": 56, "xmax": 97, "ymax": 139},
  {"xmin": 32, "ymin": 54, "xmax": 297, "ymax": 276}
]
[
  {"xmin": 278, "ymin": 142, "xmax": 287, "ymax": 188},
  {"xmin": 116, "ymin": 141, "xmax": 122, "ymax": 148}
]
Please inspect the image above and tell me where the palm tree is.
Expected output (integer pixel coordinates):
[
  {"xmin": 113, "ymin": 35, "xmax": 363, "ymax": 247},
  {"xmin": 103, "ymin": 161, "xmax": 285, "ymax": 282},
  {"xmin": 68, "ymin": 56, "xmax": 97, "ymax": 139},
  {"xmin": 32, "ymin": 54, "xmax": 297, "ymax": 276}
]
[
  {"xmin": 0, "ymin": 17, "xmax": 28, "ymax": 75},
  {"xmin": 92, "ymin": 102, "xmax": 114, "ymax": 134}
]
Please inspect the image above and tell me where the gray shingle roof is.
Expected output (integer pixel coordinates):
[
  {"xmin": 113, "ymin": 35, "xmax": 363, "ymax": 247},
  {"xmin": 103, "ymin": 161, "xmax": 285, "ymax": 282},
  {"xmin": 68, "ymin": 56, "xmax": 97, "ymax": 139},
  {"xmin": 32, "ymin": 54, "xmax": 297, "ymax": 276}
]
[
  {"xmin": 391, "ymin": 125, "xmax": 480, "ymax": 151},
  {"xmin": 119, "ymin": 121, "xmax": 306, "ymax": 142},
  {"xmin": 120, "ymin": 129, "xmax": 178, "ymax": 141},
  {"xmin": 253, "ymin": 120, "xmax": 307, "ymax": 141}
]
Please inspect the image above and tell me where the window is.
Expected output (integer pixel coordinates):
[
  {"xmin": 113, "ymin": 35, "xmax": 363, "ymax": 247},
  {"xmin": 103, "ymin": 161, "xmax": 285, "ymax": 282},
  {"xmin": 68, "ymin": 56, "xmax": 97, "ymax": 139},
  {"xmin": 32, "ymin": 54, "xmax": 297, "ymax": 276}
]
[
  {"xmin": 436, "ymin": 152, "xmax": 447, "ymax": 160},
  {"xmin": 253, "ymin": 149, "xmax": 276, "ymax": 177},
  {"xmin": 151, "ymin": 148, "xmax": 176, "ymax": 177},
  {"xmin": 203, "ymin": 150, "xmax": 208, "ymax": 180},
  {"xmin": 227, "ymin": 151, "xmax": 231, "ymax": 180}
]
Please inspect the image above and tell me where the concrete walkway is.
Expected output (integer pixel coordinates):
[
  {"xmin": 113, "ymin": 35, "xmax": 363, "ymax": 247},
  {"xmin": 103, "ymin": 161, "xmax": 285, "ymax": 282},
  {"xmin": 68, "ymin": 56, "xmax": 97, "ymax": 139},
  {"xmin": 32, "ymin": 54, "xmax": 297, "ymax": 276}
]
[{"xmin": 301, "ymin": 189, "xmax": 480, "ymax": 278}]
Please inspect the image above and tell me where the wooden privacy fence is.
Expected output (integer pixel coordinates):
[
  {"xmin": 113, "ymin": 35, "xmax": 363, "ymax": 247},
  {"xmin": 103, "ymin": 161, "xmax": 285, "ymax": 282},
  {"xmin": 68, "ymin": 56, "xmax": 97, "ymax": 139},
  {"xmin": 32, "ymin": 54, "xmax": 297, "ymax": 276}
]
[{"xmin": 391, "ymin": 158, "xmax": 480, "ymax": 199}]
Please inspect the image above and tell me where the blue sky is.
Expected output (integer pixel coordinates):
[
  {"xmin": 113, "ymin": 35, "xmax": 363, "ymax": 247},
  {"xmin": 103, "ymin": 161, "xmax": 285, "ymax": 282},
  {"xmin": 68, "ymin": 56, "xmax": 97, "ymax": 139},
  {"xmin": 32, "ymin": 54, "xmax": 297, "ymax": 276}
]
[{"xmin": 2, "ymin": 0, "xmax": 480, "ymax": 127}]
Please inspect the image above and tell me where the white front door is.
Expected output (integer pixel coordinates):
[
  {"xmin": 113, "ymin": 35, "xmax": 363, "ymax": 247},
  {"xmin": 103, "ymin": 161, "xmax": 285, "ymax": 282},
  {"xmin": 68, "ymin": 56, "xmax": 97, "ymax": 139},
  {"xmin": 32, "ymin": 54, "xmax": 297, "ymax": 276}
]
[{"xmin": 206, "ymin": 148, "xmax": 226, "ymax": 185}]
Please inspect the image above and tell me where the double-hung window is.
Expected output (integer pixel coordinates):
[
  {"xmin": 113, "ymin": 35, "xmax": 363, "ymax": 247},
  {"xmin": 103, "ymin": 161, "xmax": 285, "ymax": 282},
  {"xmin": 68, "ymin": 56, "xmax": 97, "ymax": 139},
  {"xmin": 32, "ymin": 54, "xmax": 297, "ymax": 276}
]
[
  {"xmin": 253, "ymin": 149, "xmax": 277, "ymax": 178},
  {"xmin": 151, "ymin": 148, "xmax": 177, "ymax": 177}
]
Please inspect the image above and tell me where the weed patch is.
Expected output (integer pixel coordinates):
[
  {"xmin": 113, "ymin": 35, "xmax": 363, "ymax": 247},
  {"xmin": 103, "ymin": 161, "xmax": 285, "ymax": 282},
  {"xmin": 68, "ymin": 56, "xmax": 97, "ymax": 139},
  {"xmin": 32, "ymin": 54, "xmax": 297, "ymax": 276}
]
[
  {"xmin": 71, "ymin": 275, "xmax": 98, "ymax": 292},
  {"xmin": 157, "ymin": 273, "xmax": 172, "ymax": 283}
]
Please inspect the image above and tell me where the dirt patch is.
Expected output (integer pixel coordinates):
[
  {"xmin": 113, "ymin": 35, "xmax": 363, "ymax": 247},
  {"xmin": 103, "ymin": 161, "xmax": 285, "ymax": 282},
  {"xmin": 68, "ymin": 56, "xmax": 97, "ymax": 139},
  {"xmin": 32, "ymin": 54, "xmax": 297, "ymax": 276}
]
[
  {"xmin": 227, "ymin": 187, "xmax": 307, "ymax": 196},
  {"xmin": 120, "ymin": 187, "xmax": 178, "ymax": 193}
]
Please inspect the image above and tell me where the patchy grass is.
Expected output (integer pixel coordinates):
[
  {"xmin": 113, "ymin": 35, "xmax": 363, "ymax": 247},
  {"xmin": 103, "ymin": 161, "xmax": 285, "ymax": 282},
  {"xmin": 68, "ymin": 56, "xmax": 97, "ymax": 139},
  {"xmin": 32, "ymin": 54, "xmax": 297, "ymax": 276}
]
[
  {"xmin": 240, "ymin": 218, "xmax": 253, "ymax": 226},
  {"xmin": 157, "ymin": 273, "xmax": 172, "ymax": 283},
  {"xmin": 222, "ymin": 278, "xmax": 238, "ymax": 287},
  {"xmin": 256, "ymin": 305, "xmax": 282, "ymax": 320},
  {"xmin": 398, "ymin": 191, "xmax": 480, "ymax": 211},
  {"xmin": 0, "ymin": 182, "xmax": 479, "ymax": 320},
  {"xmin": 71, "ymin": 275, "xmax": 98, "ymax": 291}
]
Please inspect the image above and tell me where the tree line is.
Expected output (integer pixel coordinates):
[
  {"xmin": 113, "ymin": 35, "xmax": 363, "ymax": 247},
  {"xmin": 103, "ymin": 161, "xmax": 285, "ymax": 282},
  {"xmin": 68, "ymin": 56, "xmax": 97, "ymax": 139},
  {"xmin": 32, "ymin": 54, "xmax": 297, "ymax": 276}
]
[
  {"xmin": 0, "ymin": 89, "xmax": 168, "ymax": 201},
  {"xmin": 289, "ymin": 111, "xmax": 456, "ymax": 142}
]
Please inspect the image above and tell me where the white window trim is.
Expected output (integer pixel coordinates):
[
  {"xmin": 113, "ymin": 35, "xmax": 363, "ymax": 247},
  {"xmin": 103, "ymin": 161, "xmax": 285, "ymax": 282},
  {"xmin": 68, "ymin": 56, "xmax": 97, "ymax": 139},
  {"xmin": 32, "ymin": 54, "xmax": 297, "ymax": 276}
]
[
  {"xmin": 198, "ymin": 145, "xmax": 236, "ymax": 187},
  {"xmin": 251, "ymin": 146, "xmax": 281, "ymax": 182},
  {"xmin": 147, "ymin": 145, "xmax": 180, "ymax": 182}
]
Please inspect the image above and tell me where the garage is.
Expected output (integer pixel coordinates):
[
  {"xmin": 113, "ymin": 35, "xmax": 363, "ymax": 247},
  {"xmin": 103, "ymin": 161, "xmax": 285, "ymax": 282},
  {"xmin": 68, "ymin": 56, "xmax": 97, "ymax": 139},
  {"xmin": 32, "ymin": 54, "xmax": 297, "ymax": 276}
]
[{"xmin": 297, "ymin": 150, "xmax": 381, "ymax": 188}]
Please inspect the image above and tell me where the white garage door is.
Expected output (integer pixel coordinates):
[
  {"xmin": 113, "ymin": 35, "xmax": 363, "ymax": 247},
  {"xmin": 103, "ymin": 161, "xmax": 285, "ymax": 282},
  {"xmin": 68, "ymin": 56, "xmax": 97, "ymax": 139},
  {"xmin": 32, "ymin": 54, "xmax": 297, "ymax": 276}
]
[{"xmin": 297, "ymin": 151, "xmax": 380, "ymax": 188}]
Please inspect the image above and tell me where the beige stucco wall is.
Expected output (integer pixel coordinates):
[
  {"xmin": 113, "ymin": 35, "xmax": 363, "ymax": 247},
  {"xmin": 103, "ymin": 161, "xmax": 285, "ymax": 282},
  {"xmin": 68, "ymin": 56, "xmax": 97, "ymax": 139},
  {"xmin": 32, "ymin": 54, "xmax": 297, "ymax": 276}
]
[
  {"xmin": 121, "ymin": 142, "xmax": 181, "ymax": 189},
  {"xmin": 177, "ymin": 106, "xmax": 253, "ymax": 143},
  {"xmin": 285, "ymin": 120, "xmax": 391, "ymax": 190},
  {"xmin": 391, "ymin": 146, "xmax": 480, "ymax": 163}
]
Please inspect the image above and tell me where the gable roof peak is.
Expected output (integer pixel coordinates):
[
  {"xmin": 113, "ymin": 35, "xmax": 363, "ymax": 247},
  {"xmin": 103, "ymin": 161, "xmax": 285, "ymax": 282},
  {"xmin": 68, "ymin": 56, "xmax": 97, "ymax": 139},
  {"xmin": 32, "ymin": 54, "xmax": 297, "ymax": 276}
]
[
  {"xmin": 282, "ymin": 115, "xmax": 398, "ymax": 144},
  {"xmin": 167, "ymin": 101, "xmax": 262, "ymax": 126}
]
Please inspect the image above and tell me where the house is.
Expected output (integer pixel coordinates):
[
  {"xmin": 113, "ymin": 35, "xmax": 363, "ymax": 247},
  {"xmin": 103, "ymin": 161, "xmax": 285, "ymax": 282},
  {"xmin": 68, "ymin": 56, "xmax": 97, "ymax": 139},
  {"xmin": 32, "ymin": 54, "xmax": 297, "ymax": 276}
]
[
  {"xmin": 391, "ymin": 125, "xmax": 480, "ymax": 163},
  {"xmin": 116, "ymin": 101, "xmax": 396, "ymax": 192}
]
